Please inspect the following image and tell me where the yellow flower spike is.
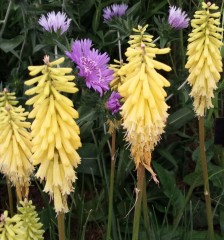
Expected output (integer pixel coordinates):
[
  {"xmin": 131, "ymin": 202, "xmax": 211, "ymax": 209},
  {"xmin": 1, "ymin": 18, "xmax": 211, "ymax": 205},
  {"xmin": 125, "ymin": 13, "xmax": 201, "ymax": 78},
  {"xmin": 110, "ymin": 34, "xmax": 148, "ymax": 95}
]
[
  {"xmin": 185, "ymin": 2, "xmax": 223, "ymax": 117},
  {"xmin": 25, "ymin": 56, "xmax": 81, "ymax": 213},
  {"xmin": 0, "ymin": 210, "xmax": 27, "ymax": 240},
  {"xmin": 18, "ymin": 200, "xmax": 45, "ymax": 240},
  {"xmin": 117, "ymin": 25, "xmax": 171, "ymax": 182},
  {"xmin": 0, "ymin": 91, "xmax": 33, "ymax": 197}
]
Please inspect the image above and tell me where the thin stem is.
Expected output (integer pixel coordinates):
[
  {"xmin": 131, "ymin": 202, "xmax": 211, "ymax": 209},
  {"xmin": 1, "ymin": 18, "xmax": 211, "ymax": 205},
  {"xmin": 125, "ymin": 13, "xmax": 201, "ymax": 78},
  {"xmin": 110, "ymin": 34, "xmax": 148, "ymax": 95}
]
[
  {"xmin": 179, "ymin": 28, "xmax": 185, "ymax": 71},
  {"xmin": 106, "ymin": 131, "xmax": 116, "ymax": 240},
  {"xmin": 172, "ymin": 180, "xmax": 197, "ymax": 233},
  {"xmin": 152, "ymin": 36, "xmax": 160, "ymax": 43},
  {"xmin": 57, "ymin": 212, "xmax": 65, "ymax": 240},
  {"xmin": 199, "ymin": 117, "xmax": 215, "ymax": 240},
  {"xmin": 132, "ymin": 164, "xmax": 145, "ymax": 240},
  {"xmin": 142, "ymin": 174, "xmax": 150, "ymax": 238},
  {"xmin": 117, "ymin": 31, "xmax": 122, "ymax": 61},
  {"xmin": 0, "ymin": 0, "xmax": 12, "ymax": 38},
  {"xmin": 6, "ymin": 177, "xmax": 13, "ymax": 216}
]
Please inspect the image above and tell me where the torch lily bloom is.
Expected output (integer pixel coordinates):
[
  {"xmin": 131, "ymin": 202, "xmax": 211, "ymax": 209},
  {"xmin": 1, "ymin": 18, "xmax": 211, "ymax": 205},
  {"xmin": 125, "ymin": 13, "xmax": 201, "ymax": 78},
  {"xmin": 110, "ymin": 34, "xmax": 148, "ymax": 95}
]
[
  {"xmin": 25, "ymin": 56, "xmax": 81, "ymax": 213},
  {"xmin": 117, "ymin": 25, "xmax": 171, "ymax": 182},
  {"xmin": 0, "ymin": 89, "xmax": 33, "ymax": 199},
  {"xmin": 185, "ymin": 2, "xmax": 223, "ymax": 116}
]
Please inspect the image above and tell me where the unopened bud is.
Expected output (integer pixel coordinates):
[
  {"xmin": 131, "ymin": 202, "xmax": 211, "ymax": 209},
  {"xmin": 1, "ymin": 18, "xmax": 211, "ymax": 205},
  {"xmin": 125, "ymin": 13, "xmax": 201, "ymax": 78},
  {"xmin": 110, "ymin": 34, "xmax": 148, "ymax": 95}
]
[{"xmin": 43, "ymin": 55, "xmax": 50, "ymax": 65}]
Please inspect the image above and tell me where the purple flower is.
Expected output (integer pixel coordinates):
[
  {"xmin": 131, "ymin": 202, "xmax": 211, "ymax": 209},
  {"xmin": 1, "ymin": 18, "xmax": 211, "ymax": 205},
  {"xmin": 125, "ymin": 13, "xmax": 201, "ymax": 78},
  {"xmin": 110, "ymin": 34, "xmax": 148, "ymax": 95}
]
[
  {"xmin": 168, "ymin": 6, "xmax": 190, "ymax": 29},
  {"xmin": 103, "ymin": 4, "xmax": 128, "ymax": 21},
  {"xmin": 107, "ymin": 92, "xmax": 121, "ymax": 114},
  {"xmin": 66, "ymin": 39, "xmax": 114, "ymax": 96},
  {"xmin": 38, "ymin": 11, "xmax": 71, "ymax": 34}
]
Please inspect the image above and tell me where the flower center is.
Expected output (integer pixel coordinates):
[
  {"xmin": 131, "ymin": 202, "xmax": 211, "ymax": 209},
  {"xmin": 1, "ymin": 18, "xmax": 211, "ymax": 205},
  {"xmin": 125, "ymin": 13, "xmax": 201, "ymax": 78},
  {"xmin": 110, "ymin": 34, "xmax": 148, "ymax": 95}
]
[{"xmin": 80, "ymin": 56, "xmax": 102, "ymax": 82}]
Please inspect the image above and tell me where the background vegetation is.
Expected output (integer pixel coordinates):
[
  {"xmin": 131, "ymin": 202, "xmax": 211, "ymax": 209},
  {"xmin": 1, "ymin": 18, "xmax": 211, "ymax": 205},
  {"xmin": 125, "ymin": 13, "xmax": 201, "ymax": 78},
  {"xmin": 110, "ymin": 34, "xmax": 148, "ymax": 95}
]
[{"xmin": 0, "ymin": 0, "xmax": 224, "ymax": 239}]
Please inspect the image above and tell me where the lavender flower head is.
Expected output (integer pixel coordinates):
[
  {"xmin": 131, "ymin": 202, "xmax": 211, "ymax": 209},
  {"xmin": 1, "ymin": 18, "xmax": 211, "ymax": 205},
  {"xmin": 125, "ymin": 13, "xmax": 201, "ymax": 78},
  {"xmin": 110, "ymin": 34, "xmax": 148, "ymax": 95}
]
[
  {"xmin": 168, "ymin": 6, "xmax": 190, "ymax": 29},
  {"xmin": 39, "ymin": 11, "xmax": 71, "ymax": 35},
  {"xmin": 103, "ymin": 4, "xmax": 128, "ymax": 21},
  {"xmin": 66, "ymin": 39, "xmax": 114, "ymax": 96},
  {"xmin": 107, "ymin": 92, "xmax": 121, "ymax": 114}
]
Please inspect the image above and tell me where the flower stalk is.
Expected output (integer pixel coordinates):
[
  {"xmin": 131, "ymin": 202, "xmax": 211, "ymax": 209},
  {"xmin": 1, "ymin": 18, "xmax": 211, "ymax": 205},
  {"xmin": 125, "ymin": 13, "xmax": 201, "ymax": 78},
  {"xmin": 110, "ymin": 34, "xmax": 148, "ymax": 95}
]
[
  {"xmin": 6, "ymin": 177, "xmax": 13, "ymax": 216},
  {"xmin": 57, "ymin": 212, "xmax": 65, "ymax": 240},
  {"xmin": 132, "ymin": 163, "xmax": 145, "ymax": 240},
  {"xmin": 106, "ymin": 130, "xmax": 116, "ymax": 240},
  {"xmin": 199, "ymin": 116, "xmax": 214, "ymax": 240}
]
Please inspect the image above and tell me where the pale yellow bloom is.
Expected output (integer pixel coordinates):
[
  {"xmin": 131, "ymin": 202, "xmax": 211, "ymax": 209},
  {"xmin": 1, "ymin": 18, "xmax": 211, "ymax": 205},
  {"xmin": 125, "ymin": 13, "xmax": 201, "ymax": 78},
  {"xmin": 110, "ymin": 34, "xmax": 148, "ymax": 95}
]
[
  {"xmin": 117, "ymin": 25, "xmax": 171, "ymax": 182},
  {"xmin": 0, "ymin": 90, "xmax": 33, "ymax": 198},
  {"xmin": 25, "ymin": 56, "xmax": 81, "ymax": 213},
  {"xmin": 185, "ymin": 2, "xmax": 223, "ymax": 116}
]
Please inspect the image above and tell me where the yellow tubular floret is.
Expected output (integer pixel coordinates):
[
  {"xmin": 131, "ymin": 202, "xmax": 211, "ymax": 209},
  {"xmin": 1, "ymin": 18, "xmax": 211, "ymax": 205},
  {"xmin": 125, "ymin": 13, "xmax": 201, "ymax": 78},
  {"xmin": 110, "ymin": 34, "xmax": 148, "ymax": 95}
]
[
  {"xmin": 0, "ymin": 90, "xmax": 33, "ymax": 199},
  {"xmin": 25, "ymin": 56, "xmax": 81, "ymax": 213},
  {"xmin": 185, "ymin": 2, "xmax": 223, "ymax": 116},
  {"xmin": 116, "ymin": 25, "xmax": 171, "ymax": 183}
]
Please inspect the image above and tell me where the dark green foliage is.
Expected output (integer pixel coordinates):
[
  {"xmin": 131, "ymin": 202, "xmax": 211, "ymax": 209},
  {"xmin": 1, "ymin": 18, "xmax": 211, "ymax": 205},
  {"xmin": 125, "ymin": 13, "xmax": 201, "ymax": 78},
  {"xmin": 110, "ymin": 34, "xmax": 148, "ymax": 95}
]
[{"xmin": 1, "ymin": 0, "xmax": 224, "ymax": 239}]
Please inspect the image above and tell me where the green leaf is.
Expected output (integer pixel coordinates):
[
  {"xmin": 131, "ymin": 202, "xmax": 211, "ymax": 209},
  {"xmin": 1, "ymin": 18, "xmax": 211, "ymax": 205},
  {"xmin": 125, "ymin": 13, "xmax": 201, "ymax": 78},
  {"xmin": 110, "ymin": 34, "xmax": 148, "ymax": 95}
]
[
  {"xmin": 92, "ymin": 7, "xmax": 101, "ymax": 33},
  {"xmin": 183, "ymin": 171, "xmax": 203, "ymax": 187},
  {"xmin": 0, "ymin": 35, "xmax": 24, "ymax": 53},
  {"xmin": 32, "ymin": 44, "xmax": 47, "ymax": 54},
  {"xmin": 192, "ymin": 139, "xmax": 214, "ymax": 162},
  {"xmin": 157, "ymin": 148, "xmax": 178, "ymax": 169},
  {"xmin": 77, "ymin": 143, "xmax": 100, "ymax": 176},
  {"xmin": 77, "ymin": 106, "xmax": 96, "ymax": 124},
  {"xmin": 167, "ymin": 106, "xmax": 194, "ymax": 130},
  {"xmin": 220, "ymin": 210, "xmax": 224, "ymax": 236},
  {"xmin": 126, "ymin": 2, "xmax": 141, "ymax": 16},
  {"xmin": 153, "ymin": 162, "xmax": 185, "ymax": 216}
]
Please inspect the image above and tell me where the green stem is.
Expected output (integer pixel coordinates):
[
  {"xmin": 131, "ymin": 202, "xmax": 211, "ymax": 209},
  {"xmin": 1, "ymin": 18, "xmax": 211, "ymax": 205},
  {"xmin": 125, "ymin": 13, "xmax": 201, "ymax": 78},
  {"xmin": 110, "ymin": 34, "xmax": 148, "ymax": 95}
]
[
  {"xmin": 6, "ymin": 177, "xmax": 13, "ymax": 216},
  {"xmin": 0, "ymin": 0, "xmax": 12, "ymax": 38},
  {"xmin": 199, "ymin": 117, "xmax": 214, "ymax": 240},
  {"xmin": 142, "ymin": 174, "xmax": 150, "ymax": 238},
  {"xmin": 179, "ymin": 28, "xmax": 185, "ymax": 71},
  {"xmin": 132, "ymin": 164, "xmax": 145, "ymax": 240},
  {"xmin": 57, "ymin": 212, "xmax": 65, "ymax": 240},
  {"xmin": 106, "ymin": 131, "xmax": 116, "ymax": 240}
]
